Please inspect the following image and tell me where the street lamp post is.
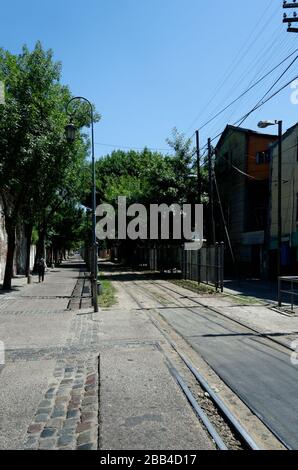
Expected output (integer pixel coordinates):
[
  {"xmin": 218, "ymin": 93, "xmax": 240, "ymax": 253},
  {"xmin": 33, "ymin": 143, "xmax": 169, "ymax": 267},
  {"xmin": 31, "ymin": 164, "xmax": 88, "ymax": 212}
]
[
  {"xmin": 258, "ymin": 120, "xmax": 283, "ymax": 280},
  {"xmin": 65, "ymin": 96, "xmax": 98, "ymax": 313}
]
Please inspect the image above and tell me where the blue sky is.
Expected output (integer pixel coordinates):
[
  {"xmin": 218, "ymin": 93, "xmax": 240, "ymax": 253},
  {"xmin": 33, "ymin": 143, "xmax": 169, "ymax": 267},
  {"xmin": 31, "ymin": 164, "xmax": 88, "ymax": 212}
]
[{"xmin": 0, "ymin": 0, "xmax": 297, "ymax": 157}]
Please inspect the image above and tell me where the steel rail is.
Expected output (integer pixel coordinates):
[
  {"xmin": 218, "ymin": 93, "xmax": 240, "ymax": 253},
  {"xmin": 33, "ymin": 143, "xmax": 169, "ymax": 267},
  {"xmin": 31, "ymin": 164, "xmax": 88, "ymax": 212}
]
[
  {"xmin": 176, "ymin": 350, "xmax": 260, "ymax": 450},
  {"xmin": 150, "ymin": 314, "xmax": 261, "ymax": 451},
  {"xmin": 168, "ymin": 362, "xmax": 228, "ymax": 451},
  {"xmin": 140, "ymin": 279, "xmax": 294, "ymax": 449},
  {"xmin": 150, "ymin": 280, "xmax": 295, "ymax": 353},
  {"xmin": 122, "ymin": 280, "xmax": 261, "ymax": 450}
]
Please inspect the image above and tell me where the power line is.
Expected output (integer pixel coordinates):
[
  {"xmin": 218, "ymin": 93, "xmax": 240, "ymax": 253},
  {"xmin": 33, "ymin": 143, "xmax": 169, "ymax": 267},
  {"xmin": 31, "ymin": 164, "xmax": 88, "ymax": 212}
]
[
  {"xmin": 239, "ymin": 54, "xmax": 298, "ymax": 121},
  {"xmin": 197, "ymin": 49, "xmax": 298, "ymax": 133},
  {"xmin": 95, "ymin": 142, "xmax": 172, "ymax": 153},
  {"xmin": 204, "ymin": 26, "xmax": 288, "ymax": 135},
  {"xmin": 212, "ymin": 126, "xmax": 297, "ymax": 182},
  {"xmin": 209, "ymin": 72, "xmax": 298, "ymax": 152},
  {"xmin": 213, "ymin": 170, "xmax": 235, "ymax": 264},
  {"xmin": 201, "ymin": 43, "xmax": 298, "ymax": 140},
  {"xmin": 185, "ymin": 0, "xmax": 280, "ymax": 134},
  {"xmin": 235, "ymin": 77, "xmax": 297, "ymax": 130},
  {"xmin": 197, "ymin": 71, "xmax": 298, "ymax": 180}
]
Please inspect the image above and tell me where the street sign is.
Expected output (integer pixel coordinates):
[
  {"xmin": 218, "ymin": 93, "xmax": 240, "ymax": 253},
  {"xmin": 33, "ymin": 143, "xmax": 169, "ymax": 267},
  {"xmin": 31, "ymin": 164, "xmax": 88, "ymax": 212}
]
[{"xmin": 0, "ymin": 81, "xmax": 5, "ymax": 105}]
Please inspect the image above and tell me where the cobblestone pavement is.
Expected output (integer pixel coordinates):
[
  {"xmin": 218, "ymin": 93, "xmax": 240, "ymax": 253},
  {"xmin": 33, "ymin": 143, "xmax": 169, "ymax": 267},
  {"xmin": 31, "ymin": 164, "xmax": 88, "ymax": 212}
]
[
  {"xmin": 24, "ymin": 355, "xmax": 99, "ymax": 450},
  {"xmin": 21, "ymin": 264, "xmax": 100, "ymax": 450}
]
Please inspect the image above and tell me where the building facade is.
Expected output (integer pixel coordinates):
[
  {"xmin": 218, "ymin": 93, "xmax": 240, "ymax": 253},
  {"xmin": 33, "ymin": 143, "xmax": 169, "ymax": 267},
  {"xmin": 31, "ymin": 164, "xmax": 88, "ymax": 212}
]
[
  {"xmin": 215, "ymin": 125, "xmax": 278, "ymax": 278},
  {"xmin": 269, "ymin": 123, "xmax": 298, "ymax": 277}
]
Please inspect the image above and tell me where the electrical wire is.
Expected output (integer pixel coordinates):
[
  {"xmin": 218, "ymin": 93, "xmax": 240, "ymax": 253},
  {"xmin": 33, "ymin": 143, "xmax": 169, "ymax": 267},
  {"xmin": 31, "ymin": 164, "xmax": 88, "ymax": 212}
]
[
  {"xmin": 197, "ymin": 43, "xmax": 298, "ymax": 140},
  {"xmin": 197, "ymin": 49, "xmax": 298, "ymax": 133},
  {"xmin": 95, "ymin": 142, "xmax": 172, "ymax": 153},
  {"xmin": 185, "ymin": 0, "xmax": 280, "ymax": 134},
  {"xmin": 213, "ymin": 170, "xmax": 236, "ymax": 264},
  {"xmin": 198, "ymin": 70, "xmax": 298, "ymax": 180}
]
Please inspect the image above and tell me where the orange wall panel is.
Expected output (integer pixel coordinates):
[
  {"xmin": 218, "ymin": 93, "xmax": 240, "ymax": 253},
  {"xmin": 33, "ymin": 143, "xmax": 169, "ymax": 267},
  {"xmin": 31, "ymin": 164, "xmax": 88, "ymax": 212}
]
[{"xmin": 247, "ymin": 134, "xmax": 278, "ymax": 180}]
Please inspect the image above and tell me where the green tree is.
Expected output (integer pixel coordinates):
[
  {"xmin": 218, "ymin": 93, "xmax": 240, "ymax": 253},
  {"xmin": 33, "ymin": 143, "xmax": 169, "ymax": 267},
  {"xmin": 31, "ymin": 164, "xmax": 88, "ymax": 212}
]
[
  {"xmin": 94, "ymin": 129, "xmax": 208, "ymax": 262},
  {"xmin": 0, "ymin": 42, "xmax": 97, "ymax": 289},
  {"xmin": 95, "ymin": 129, "xmax": 202, "ymax": 208}
]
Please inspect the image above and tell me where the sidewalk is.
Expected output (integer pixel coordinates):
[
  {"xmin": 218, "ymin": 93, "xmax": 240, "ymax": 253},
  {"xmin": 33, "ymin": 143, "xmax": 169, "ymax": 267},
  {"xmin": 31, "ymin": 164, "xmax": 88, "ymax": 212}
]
[
  {"xmin": 0, "ymin": 258, "xmax": 214, "ymax": 450},
  {"xmin": 223, "ymin": 279, "xmax": 278, "ymax": 304},
  {"xmin": 0, "ymin": 258, "xmax": 99, "ymax": 450},
  {"xmin": 171, "ymin": 281, "xmax": 298, "ymax": 350}
]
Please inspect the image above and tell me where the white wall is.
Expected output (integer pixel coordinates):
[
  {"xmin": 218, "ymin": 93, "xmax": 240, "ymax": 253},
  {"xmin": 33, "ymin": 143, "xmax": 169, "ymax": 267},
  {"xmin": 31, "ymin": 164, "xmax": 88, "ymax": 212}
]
[
  {"xmin": 0, "ymin": 202, "xmax": 7, "ymax": 282},
  {"xmin": 270, "ymin": 124, "xmax": 298, "ymax": 240},
  {"xmin": 0, "ymin": 199, "xmax": 36, "ymax": 281}
]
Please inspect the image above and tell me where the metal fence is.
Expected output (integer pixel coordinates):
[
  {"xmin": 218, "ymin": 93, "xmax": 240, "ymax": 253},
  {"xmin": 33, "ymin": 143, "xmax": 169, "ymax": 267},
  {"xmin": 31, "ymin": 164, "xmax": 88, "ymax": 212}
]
[
  {"xmin": 149, "ymin": 245, "xmax": 182, "ymax": 272},
  {"xmin": 182, "ymin": 243, "xmax": 224, "ymax": 292},
  {"xmin": 278, "ymin": 276, "xmax": 298, "ymax": 311},
  {"xmin": 126, "ymin": 242, "xmax": 224, "ymax": 292}
]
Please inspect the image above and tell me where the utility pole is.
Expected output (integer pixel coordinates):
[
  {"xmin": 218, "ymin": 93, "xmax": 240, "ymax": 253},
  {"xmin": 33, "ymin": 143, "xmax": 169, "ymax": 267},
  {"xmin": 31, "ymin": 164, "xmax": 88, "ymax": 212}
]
[
  {"xmin": 195, "ymin": 130, "xmax": 201, "ymax": 204},
  {"xmin": 283, "ymin": 2, "xmax": 298, "ymax": 33},
  {"xmin": 277, "ymin": 121, "xmax": 283, "ymax": 279},
  {"xmin": 195, "ymin": 130, "xmax": 202, "ymax": 285},
  {"xmin": 208, "ymin": 138, "xmax": 216, "ymax": 245}
]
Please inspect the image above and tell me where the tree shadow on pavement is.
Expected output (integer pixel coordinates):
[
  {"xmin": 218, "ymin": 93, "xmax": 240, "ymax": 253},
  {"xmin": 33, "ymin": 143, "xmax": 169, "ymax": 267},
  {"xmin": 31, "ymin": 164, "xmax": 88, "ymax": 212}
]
[{"xmin": 98, "ymin": 260, "xmax": 180, "ymax": 283}]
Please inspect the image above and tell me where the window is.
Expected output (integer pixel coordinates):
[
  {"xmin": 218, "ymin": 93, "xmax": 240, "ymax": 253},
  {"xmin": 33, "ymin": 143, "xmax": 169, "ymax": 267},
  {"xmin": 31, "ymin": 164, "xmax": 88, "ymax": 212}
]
[
  {"xmin": 256, "ymin": 150, "xmax": 270, "ymax": 165},
  {"xmin": 223, "ymin": 152, "xmax": 229, "ymax": 162}
]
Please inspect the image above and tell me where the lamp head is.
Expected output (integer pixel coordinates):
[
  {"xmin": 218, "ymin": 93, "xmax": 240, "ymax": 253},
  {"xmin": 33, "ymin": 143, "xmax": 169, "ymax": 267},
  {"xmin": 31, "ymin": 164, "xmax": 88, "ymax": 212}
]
[
  {"xmin": 65, "ymin": 122, "xmax": 76, "ymax": 143},
  {"xmin": 258, "ymin": 120, "xmax": 278, "ymax": 129}
]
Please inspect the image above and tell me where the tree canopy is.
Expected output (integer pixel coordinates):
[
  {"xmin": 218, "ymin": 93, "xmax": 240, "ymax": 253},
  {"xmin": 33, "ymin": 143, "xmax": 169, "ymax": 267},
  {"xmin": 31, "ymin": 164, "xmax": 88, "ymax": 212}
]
[
  {"xmin": 0, "ymin": 42, "xmax": 98, "ymax": 288},
  {"xmin": 95, "ymin": 128, "xmax": 206, "ymax": 208}
]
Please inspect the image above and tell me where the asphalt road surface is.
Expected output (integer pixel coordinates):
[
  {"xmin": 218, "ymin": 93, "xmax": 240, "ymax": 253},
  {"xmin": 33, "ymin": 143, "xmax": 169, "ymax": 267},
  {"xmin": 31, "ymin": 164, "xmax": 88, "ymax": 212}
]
[{"xmin": 126, "ymin": 279, "xmax": 298, "ymax": 450}]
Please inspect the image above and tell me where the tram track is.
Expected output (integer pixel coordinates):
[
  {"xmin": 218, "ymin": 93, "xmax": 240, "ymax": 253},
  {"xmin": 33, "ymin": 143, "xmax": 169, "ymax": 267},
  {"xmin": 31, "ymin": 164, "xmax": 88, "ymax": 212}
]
[
  {"xmin": 119, "ymin": 280, "xmax": 264, "ymax": 451},
  {"xmin": 145, "ymin": 279, "xmax": 295, "ymax": 353},
  {"xmin": 132, "ymin": 278, "xmax": 298, "ymax": 447}
]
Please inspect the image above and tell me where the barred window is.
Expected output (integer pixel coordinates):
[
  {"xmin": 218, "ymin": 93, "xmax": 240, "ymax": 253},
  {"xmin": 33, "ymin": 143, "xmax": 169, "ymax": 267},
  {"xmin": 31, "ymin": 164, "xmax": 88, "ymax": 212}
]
[{"xmin": 256, "ymin": 150, "xmax": 270, "ymax": 165}]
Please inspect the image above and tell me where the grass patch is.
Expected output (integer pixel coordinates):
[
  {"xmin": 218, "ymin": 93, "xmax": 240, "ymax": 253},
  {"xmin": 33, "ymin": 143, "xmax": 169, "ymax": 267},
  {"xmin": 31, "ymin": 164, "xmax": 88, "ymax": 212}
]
[
  {"xmin": 225, "ymin": 293, "xmax": 262, "ymax": 305},
  {"xmin": 169, "ymin": 279, "xmax": 217, "ymax": 295},
  {"xmin": 169, "ymin": 279, "xmax": 261, "ymax": 304},
  {"xmin": 98, "ymin": 275, "xmax": 117, "ymax": 308}
]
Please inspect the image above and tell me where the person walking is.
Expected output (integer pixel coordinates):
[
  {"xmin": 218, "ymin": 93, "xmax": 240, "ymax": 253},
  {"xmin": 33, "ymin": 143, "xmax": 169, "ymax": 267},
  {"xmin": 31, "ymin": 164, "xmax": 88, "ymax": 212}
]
[{"xmin": 37, "ymin": 257, "xmax": 47, "ymax": 283}]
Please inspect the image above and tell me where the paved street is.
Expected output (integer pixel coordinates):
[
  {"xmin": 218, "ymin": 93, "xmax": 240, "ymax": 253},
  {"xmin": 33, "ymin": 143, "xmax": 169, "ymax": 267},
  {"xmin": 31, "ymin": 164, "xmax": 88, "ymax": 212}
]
[
  {"xmin": 2, "ymin": 259, "xmax": 298, "ymax": 450},
  {"xmin": 102, "ymin": 270, "xmax": 298, "ymax": 450}
]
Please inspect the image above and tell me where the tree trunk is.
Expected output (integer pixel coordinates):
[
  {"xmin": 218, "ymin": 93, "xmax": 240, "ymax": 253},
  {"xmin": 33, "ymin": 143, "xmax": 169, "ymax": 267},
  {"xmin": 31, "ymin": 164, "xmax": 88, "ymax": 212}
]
[
  {"xmin": 35, "ymin": 225, "xmax": 46, "ymax": 268},
  {"xmin": 2, "ymin": 221, "xmax": 16, "ymax": 290},
  {"xmin": 25, "ymin": 223, "xmax": 33, "ymax": 278}
]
